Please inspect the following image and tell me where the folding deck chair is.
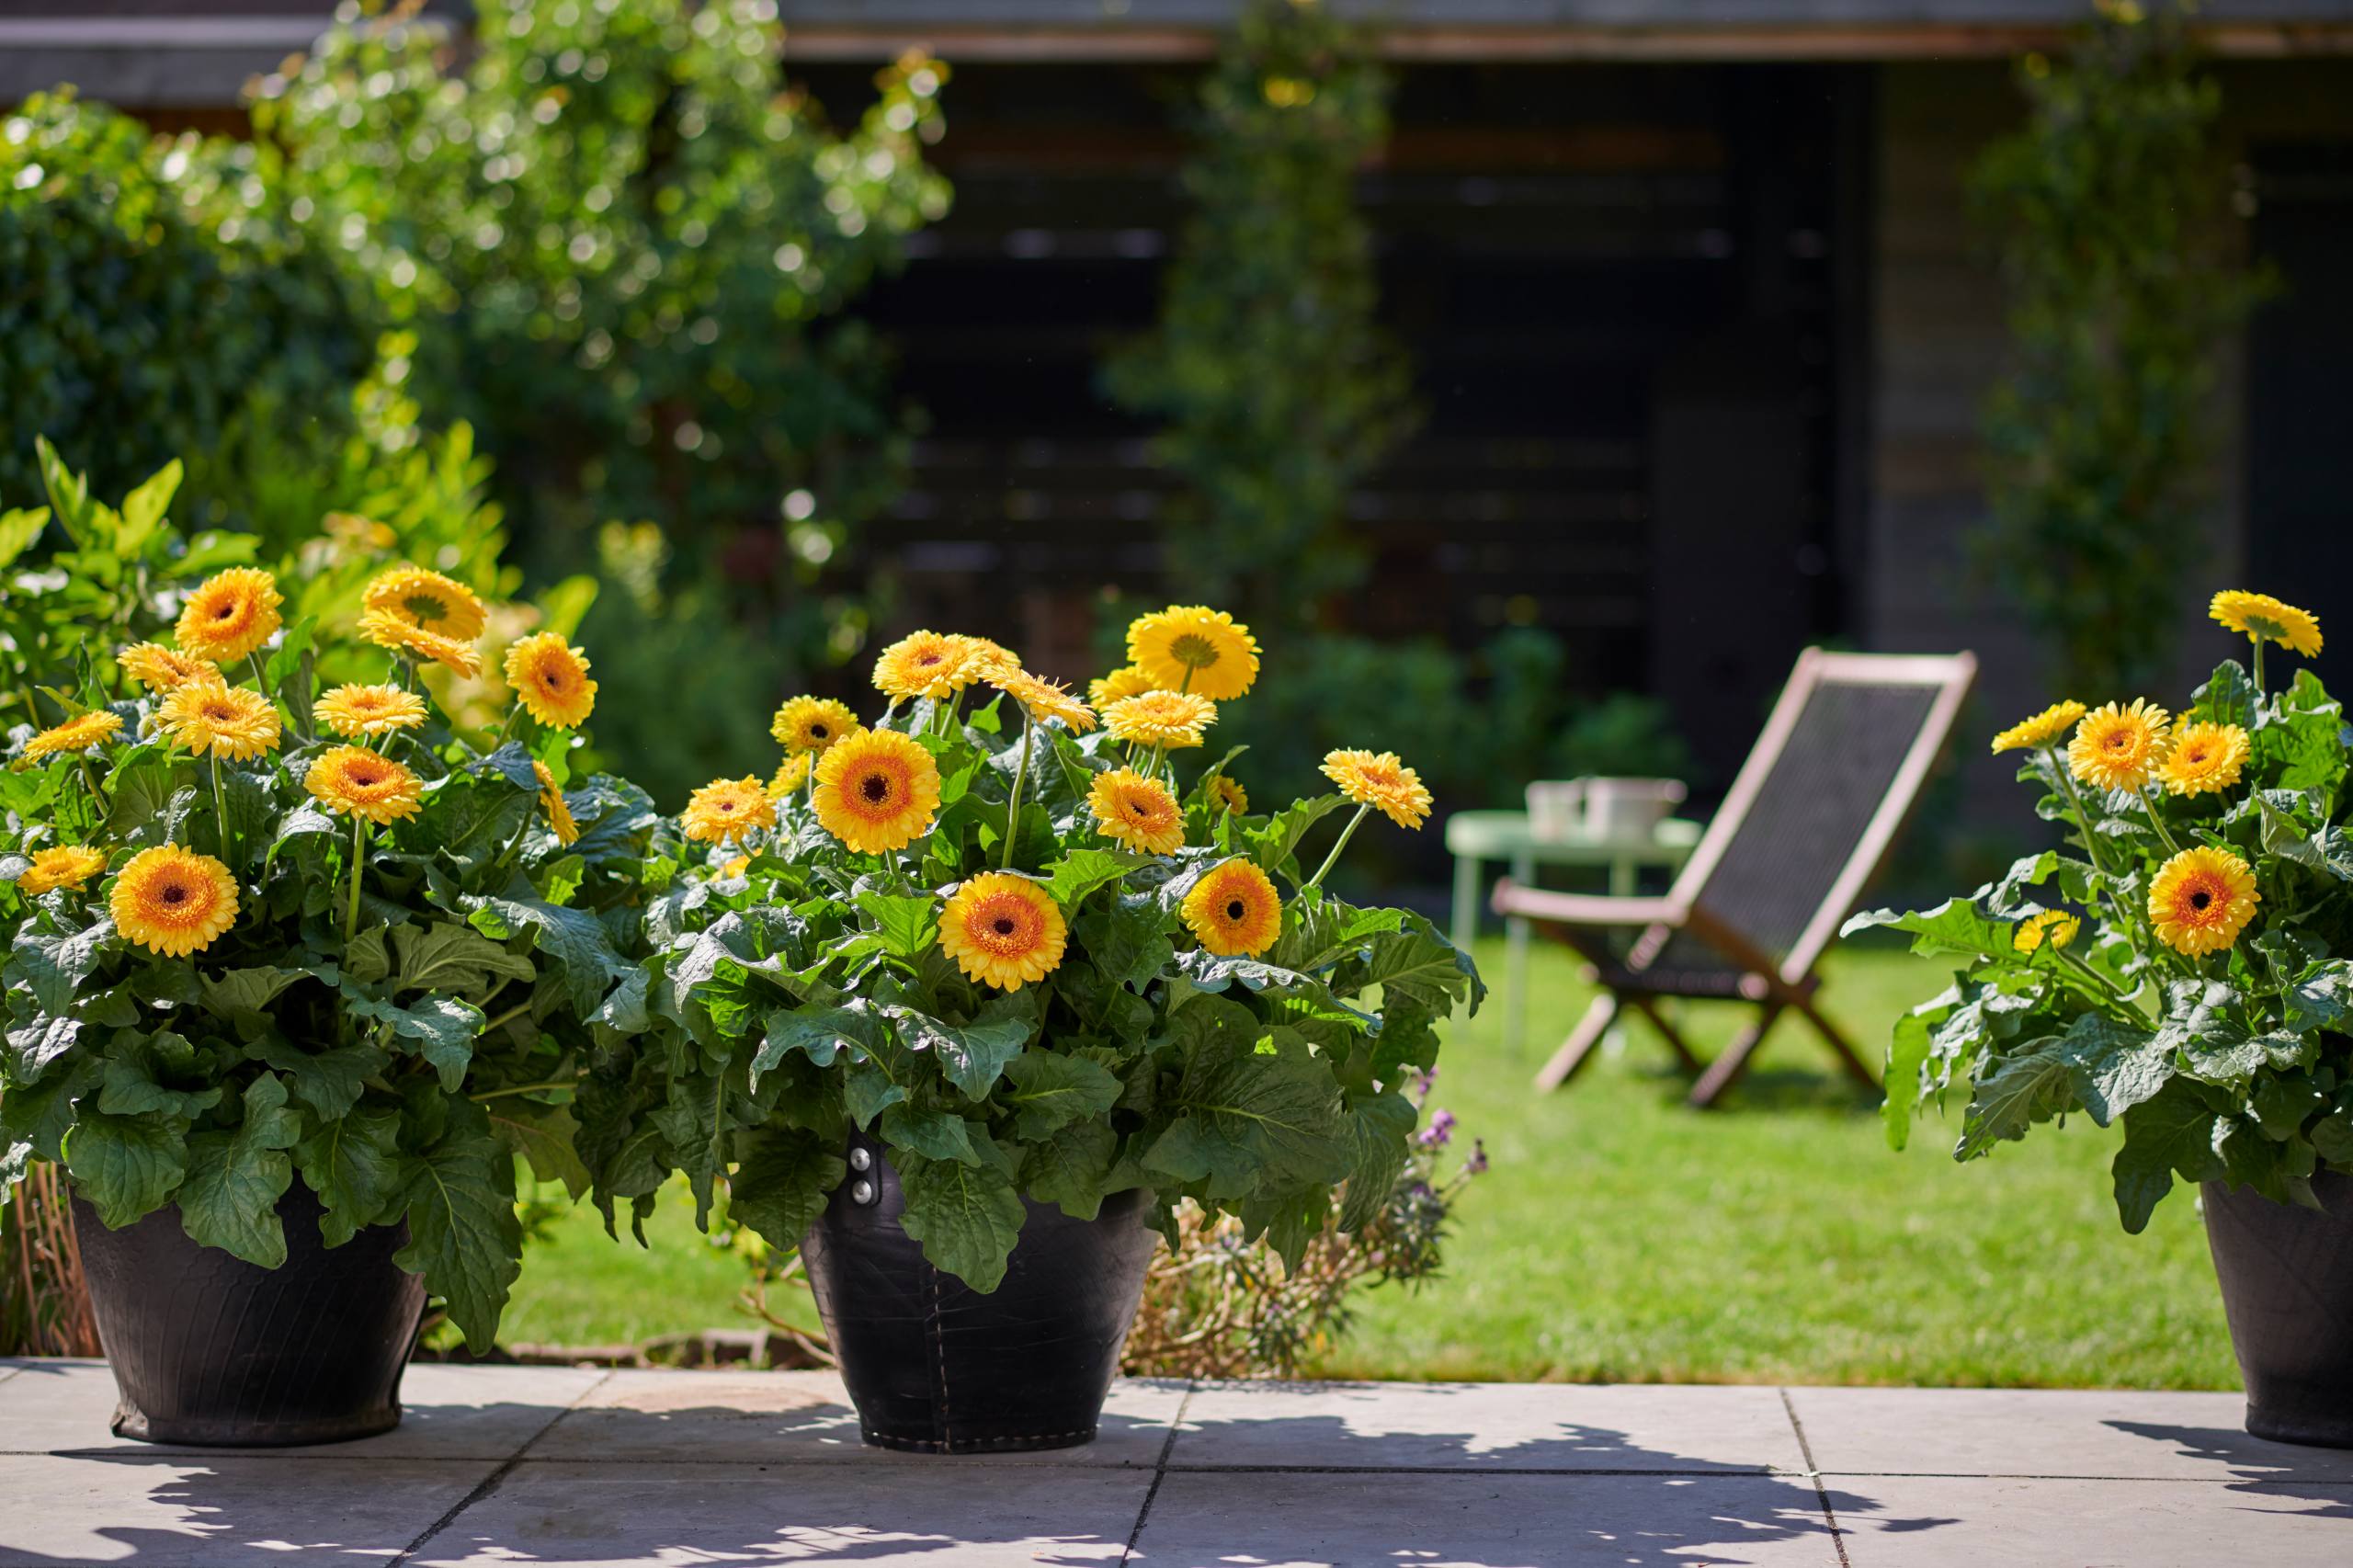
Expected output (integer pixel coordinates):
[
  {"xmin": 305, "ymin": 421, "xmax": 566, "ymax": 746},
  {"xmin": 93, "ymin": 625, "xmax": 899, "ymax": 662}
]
[{"xmin": 1494, "ymin": 649, "xmax": 1975, "ymax": 1108}]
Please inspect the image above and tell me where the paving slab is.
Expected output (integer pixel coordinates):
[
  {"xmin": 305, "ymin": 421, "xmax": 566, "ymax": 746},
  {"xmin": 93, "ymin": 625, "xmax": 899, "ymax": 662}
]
[
  {"xmin": 1788, "ymin": 1386, "xmax": 2353, "ymax": 1483},
  {"xmin": 1169, "ymin": 1380, "xmax": 1809, "ymax": 1473},
  {"xmin": 1131, "ymin": 1469, "xmax": 1847, "ymax": 1567},
  {"xmin": 529, "ymin": 1368, "xmax": 1185, "ymax": 1466},
  {"xmin": 0, "ymin": 1451, "xmax": 501, "ymax": 1567},
  {"xmin": 0, "ymin": 1358, "xmax": 608, "ymax": 1460},
  {"xmin": 406, "ymin": 1458, "xmax": 1149, "ymax": 1567},
  {"xmin": 1833, "ymin": 1473, "xmax": 2353, "ymax": 1568}
]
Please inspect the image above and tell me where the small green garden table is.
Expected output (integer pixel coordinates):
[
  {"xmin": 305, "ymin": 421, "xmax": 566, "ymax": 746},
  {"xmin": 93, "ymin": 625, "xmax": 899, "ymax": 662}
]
[{"xmin": 1445, "ymin": 810, "xmax": 1702, "ymax": 1053}]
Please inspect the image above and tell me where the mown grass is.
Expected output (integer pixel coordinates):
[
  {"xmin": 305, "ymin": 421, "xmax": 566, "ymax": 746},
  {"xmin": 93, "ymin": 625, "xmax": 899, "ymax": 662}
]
[{"xmin": 496, "ymin": 936, "xmax": 2238, "ymax": 1388}]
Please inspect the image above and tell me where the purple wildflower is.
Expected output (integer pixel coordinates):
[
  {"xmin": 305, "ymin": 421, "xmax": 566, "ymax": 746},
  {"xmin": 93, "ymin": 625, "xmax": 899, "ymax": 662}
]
[
  {"xmin": 1416, "ymin": 1108, "xmax": 1456, "ymax": 1149},
  {"xmin": 1463, "ymin": 1138, "xmax": 1489, "ymax": 1176}
]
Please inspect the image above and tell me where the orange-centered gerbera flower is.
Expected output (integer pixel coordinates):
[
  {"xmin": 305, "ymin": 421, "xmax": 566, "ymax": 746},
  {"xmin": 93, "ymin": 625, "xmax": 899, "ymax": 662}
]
[
  {"xmin": 1182, "ymin": 858, "xmax": 1283, "ymax": 957},
  {"xmin": 504, "ymin": 632, "xmax": 597, "ymax": 729},
  {"xmin": 2210, "ymin": 590, "xmax": 2323, "ymax": 658},
  {"xmin": 1322, "ymin": 748, "xmax": 1434, "ymax": 830},
  {"xmin": 110, "ymin": 845, "xmax": 238, "ymax": 957},
  {"xmin": 1102, "ymin": 690, "xmax": 1217, "ymax": 750},
  {"xmin": 813, "ymin": 728, "xmax": 941, "ymax": 853},
  {"xmin": 159, "ymin": 680, "xmax": 281, "ymax": 763},
  {"xmin": 20, "ymin": 710, "xmax": 122, "ymax": 763},
  {"xmin": 117, "ymin": 642, "xmax": 219, "ymax": 694},
  {"xmin": 770, "ymin": 695, "xmax": 859, "ymax": 755},
  {"xmin": 993, "ymin": 669, "xmax": 1097, "ymax": 733},
  {"xmin": 1089, "ymin": 665, "xmax": 1158, "ymax": 708},
  {"xmin": 1991, "ymin": 700, "xmax": 2088, "ymax": 756},
  {"xmin": 1209, "ymin": 775, "xmax": 1248, "ymax": 815},
  {"xmin": 937, "ymin": 872, "xmax": 1067, "ymax": 990},
  {"xmin": 361, "ymin": 565, "xmax": 490, "ymax": 642},
  {"xmin": 175, "ymin": 567, "xmax": 283, "ymax": 664},
  {"xmin": 1126, "ymin": 606, "xmax": 1260, "ymax": 700},
  {"xmin": 317, "ymin": 683, "xmax": 428, "ymax": 740},
  {"xmin": 305, "ymin": 744, "xmax": 425, "ymax": 824},
  {"xmin": 18, "ymin": 845, "xmax": 107, "ymax": 896},
  {"xmin": 682, "ymin": 776, "xmax": 777, "ymax": 846},
  {"xmin": 532, "ymin": 759, "xmax": 579, "ymax": 846},
  {"xmin": 360, "ymin": 608, "xmax": 483, "ymax": 679},
  {"xmin": 2148, "ymin": 846, "xmax": 2259, "ymax": 957},
  {"xmin": 872, "ymin": 630, "xmax": 985, "ymax": 702},
  {"xmin": 2066, "ymin": 699, "xmax": 2172, "ymax": 794},
  {"xmin": 2157, "ymin": 721, "xmax": 2250, "ymax": 798},
  {"xmin": 1088, "ymin": 767, "xmax": 1184, "ymax": 855}
]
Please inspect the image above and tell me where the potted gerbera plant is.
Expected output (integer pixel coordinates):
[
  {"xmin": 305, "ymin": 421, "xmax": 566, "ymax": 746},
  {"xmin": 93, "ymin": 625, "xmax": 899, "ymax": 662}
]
[
  {"xmin": 604, "ymin": 606, "xmax": 1481, "ymax": 1452},
  {"xmin": 1852, "ymin": 589, "xmax": 2353, "ymax": 1446},
  {"xmin": 2, "ymin": 547, "xmax": 655, "ymax": 1445}
]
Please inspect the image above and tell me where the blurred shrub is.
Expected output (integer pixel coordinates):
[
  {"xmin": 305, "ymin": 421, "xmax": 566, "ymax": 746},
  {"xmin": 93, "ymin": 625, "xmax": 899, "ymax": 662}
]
[
  {"xmin": 1972, "ymin": 1, "xmax": 2266, "ymax": 693},
  {"xmin": 251, "ymin": 0, "xmax": 949, "ymax": 662},
  {"xmin": 1103, "ymin": 0, "xmax": 1415, "ymax": 625},
  {"xmin": 0, "ymin": 90, "xmax": 370, "ymax": 512}
]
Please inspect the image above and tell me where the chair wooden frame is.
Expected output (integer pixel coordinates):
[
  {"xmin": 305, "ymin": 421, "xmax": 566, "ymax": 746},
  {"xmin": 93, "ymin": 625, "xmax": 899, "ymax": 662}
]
[{"xmin": 1495, "ymin": 648, "xmax": 1977, "ymax": 1108}]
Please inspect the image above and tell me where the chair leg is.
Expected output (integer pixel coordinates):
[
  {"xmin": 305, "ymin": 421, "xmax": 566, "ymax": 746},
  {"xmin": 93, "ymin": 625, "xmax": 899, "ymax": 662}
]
[
  {"xmin": 1534, "ymin": 994, "xmax": 1620, "ymax": 1091},
  {"xmin": 1687, "ymin": 1002, "xmax": 1785, "ymax": 1109},
  {"xmin": 1795, "ymin": 994, "xmax": 1879, "ymax": 1089},
  {"xmin": 1622, "ymin": 993, "xmax": 1705, "ymax": 1076}
]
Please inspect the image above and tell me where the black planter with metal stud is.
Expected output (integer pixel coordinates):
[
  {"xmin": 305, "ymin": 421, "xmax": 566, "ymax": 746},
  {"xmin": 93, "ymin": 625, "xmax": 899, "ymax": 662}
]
[{"xmin": 2202, "ymin": 1168, "xmax": 2353, "ymax": 1448}]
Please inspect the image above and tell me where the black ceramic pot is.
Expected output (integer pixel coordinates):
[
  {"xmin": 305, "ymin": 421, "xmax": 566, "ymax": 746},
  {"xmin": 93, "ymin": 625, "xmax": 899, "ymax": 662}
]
[
  {"xmin": 70, "ymin": 1182, "xmax": 427, "ymax": 1447},
  {"xmin": 2202, "ymin": 1168, "xmax": 2353, "ymax": 1448},
  {"xmin": 801, "ymin": 1132, "xmax": 1160, "ymax": 1453}
]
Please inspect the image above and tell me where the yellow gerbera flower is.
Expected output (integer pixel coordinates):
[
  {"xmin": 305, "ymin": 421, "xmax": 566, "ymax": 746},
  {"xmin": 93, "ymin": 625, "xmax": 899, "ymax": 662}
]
[
  {"xmin": 1321, "ymin": 749, "xmax": 1434, "ymax": 830},
  {"xmin": 2066, "ymin": 699, "xmax": 2172, "ymax": 794},
  {"xmin": 2157, "ymin": 722, "xmax": 2249, "ymax": 798},
  {"xmin": 957, "ymin": 636, "xmax": 1022, "ymax": 682},
  {"xmin": 21, "ymin": 710, "xmax": 122, "ymax": 763},
  {"xmin": 532, "ymin": 759, "xmax": 579, "ymax": 846},
  {"xmin": 503, "ymin": 632, "xmax": 598, "ymax": 729},
  {"xmin": 175, "ymin": 567, "xmax": 283, "ymax": 664},
  {"xmin": 1127, "ymin": 606, "xmax": 1260, "ymax": 700},
  {"xmin": 110, "ymin": 845, "xmax": 238, "ymax": 958},
  {"xmin": 17, "ymin": 845, "xmax": 107, "ymax": 896},
  {"xmin": 323, "ymin": 511, "xmax": 397, "ymax": 552},
  {"xmin": 872, "ymin": 630, "xmax": 984, "ymax": 702},
  {"xmin": 769, "ymin": 696, "xmax": 859, "ymax": 755},
  {"xmin": 813, "ymin": 729, "xmax": 941, "ymax": 853},
  {"xmin": 1209, "ymin": 775, "xmax": 1248, "ymax": 815},
  {"xmin": 2012, "ymin": 910, "xmax": 2080, "ymax": 954},
  {"xmin": 1087, "ymin": 767, "xmax": 1184, "ymax": 855},
  {"xmin": 159, "ymin": 681, "xmax": 281, "ymax": 763},
  {"xmin": 1102, "ymin": 690, "xmax": 1217, "ymax": 750},
  {"xmin": 360, "ymin": 608, "xmax": 483, "ymax": 679},
  {"xmin": 1089, "ymin": 665, "xmax": 1159, "ymax": 708},
  {"xmin": 937, "ymin": 872, "xmax": 1066, "ymax": 990},
  {"xmin": 1991, "ymin": 700, "xmax": 2088, "ymax": 756},
  {"xmin": 683, "ymin": 776, "xmax": 777, "ymax": 846},
  {"xmin": 771, "ymin": 752, "xmax": 813, "ymax": 796},
  {"xmin": 117, "ymin": 642, "xmax": 219, "ymax": 694},
  {"xmin": 993, "ymin": 669, "xmax": 1097, "ymax": 733},
  {"xmin": 1182, "ymin": 858, "xmax": 1283, "ymax": 958},
  {"xmin": 304, "ymin": 744, "xmax": 425, "ymax": 825},
  {"xmin": 317, "ymin": 683, "xmax": 428, "ymax": 740},
  {"xmin": 2211, "ymin": 590, "xmax": 2323, "ymax": 657},
  {"xmin": 2148, "ymin": 846, "xmax": 2259, "ymax": 958},
  {"xmin": 362, "ymin": 565, "xmax": 490, "ymax": 642}
]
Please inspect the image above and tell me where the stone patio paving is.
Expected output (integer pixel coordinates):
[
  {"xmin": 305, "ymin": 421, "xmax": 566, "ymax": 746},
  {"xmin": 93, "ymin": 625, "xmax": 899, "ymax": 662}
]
[{"xmin": 3, "ymin": 1358, "xmax": 2349, "ymax": 1566}]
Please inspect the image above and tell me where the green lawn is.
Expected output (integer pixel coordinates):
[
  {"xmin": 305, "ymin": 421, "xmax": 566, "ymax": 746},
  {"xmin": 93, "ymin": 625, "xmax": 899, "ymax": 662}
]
[{"xmin": 497, "ymin": 936, "xmax": 2238, "ymax": 1389}]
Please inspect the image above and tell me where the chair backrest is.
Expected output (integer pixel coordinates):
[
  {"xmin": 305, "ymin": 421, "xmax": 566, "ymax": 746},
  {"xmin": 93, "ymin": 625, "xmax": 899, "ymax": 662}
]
[{"xmin": 1657, "ymin": 648, "xmax": 1976, "ymax": 984}]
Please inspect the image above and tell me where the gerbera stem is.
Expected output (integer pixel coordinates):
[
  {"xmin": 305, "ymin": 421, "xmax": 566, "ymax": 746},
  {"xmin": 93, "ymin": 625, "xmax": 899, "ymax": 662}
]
[
  {"xmin": 1304, "ymin": 803, "xmax": 1371, "ymax": 892},
  {"xmin": 2251, "ymin": 638, "xmax": 2267, "ymax": 699},
  {"xmin": 1002, "ymin": 716, "xmax": 1034, "ymax": 870},
  {"xmin": 210, "ymin": 757, "xmax": 233, "ymax": 866},
  {"xmin": 2137, "ymin": 789, "xmax": 2183, "ymax": 856},
  {"xmin": 344, "ymin": 814, "xmax": 369, "ymax": 945}
]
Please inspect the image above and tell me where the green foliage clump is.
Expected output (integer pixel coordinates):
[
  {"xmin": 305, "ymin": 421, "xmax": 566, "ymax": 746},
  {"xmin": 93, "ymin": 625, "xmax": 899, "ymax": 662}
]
[
  {"xmin": 0, "ymin": 91, "xmax": 370, "ymax": 513},
  {"xmin": 1972, "ymin": 2, "xmax": 2268, "ymax": 694},
  {"xmin": 1104, "ymin": 0, "xmax": 1415, "ymax": 624}
]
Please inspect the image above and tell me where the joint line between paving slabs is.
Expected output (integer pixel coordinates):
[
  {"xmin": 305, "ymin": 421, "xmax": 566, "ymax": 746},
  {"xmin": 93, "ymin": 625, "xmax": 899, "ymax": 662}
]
[
  {"xmin": 389, "ymin": 1367, "xmax": 620, "ymax": 1567},
  {"xmin": 1779, "ymin": 1388, "xmax": 1853, "ymax": 1568},
  {"xmin": 1120, "ymin": 1379, "xmax": 1195, "ymax": 1566}
]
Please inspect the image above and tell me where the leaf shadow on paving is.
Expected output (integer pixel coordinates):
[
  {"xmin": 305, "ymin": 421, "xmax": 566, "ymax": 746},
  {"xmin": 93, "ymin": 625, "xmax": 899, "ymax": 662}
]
[
  {"xmin": 2106, "ymin": 1420, "xmax": 2353, "ymax": 1522},
  {"xmin": 0, "ymin": 1374, "xmax": 1971, "ymax": 1567}
]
